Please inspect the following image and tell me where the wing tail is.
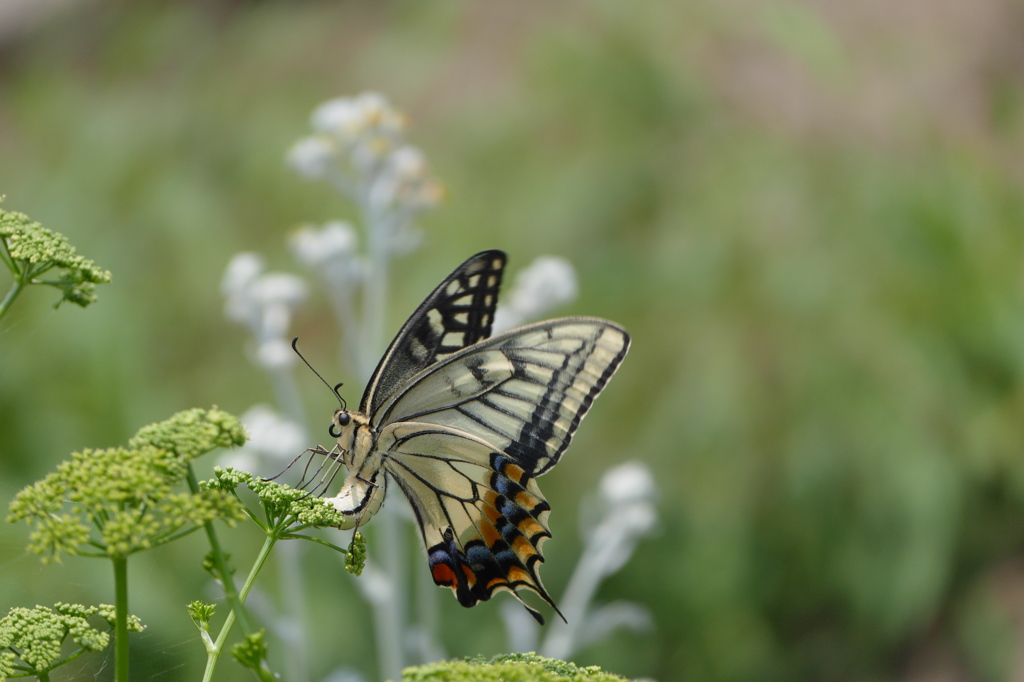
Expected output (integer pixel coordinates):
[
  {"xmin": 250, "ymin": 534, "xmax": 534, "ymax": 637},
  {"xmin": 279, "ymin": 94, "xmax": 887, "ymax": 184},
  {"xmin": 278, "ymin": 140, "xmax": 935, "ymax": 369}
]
[{"xmin": 381, "ymin": 422, "xmax": 562, "ymax": 622}]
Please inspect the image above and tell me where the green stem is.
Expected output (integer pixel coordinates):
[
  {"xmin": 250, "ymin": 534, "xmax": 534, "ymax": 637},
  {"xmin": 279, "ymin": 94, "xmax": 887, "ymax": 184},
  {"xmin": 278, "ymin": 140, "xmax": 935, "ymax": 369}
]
[
  {"xmin": 186, "ymin": 468, "xmax": 255, "ymax": 635},
  {"xmin": 201, "ymin": 533, "xmax": 278, "ymax": 682},
  {"xmin": 0, "ymin": 274, "xmax": 26, "ymax": 321},
  {"xmin": 112, "ymin": 555, "xmax": 130, "ymax": 682}
]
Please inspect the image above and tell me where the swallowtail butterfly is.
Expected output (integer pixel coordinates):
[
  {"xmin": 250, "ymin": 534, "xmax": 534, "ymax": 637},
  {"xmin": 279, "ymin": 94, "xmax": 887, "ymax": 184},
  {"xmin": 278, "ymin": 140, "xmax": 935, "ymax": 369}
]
[{"xmin": 322, "ymin": 249, "xmax": 629, "ymax": 623}]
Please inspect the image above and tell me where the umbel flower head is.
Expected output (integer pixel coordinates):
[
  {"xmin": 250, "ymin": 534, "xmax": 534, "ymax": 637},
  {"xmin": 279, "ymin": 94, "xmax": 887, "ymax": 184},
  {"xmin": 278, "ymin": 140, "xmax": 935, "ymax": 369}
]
[
  {"xmin": 203, "ymin": 468, "xmax": 356, "ymax": 533},
  {"xmin": 0, "ymin": 204, "xmax": 111, "ymax": 308},
  {"xmin": 7, "ymin": 408, "xmax": 248, "ymax": 563},
  {"xmin": 0, "ymin": 602, "xmax": 143, "ymax": 680}
]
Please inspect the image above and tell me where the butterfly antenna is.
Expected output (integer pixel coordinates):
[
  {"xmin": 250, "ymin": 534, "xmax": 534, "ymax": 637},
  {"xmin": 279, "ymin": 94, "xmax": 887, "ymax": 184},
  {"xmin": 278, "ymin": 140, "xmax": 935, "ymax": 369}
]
[{"xmin": 291, "ymin": 337, "xmax": 347, "ymax": 409}]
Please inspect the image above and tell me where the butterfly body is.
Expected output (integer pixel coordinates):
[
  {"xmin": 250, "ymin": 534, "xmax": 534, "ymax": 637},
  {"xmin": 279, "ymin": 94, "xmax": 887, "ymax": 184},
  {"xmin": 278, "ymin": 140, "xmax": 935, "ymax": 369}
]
[
  {"xmin": 324, "ymin": 250, "xmax": 629, "ymax": 623},
  {"xmin": 328, "ymin": 412, "xmax": 386, "ymax": 529}
]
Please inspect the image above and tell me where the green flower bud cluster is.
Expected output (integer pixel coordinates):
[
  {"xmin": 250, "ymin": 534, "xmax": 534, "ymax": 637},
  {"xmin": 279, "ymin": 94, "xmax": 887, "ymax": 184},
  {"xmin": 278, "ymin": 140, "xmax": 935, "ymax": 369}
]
[
  {"xmin": 203, "ymin": 467, "xmax": 351, "ymax": 530},
  {"xmin": 0, "ymin": 205, "xmax": 111, "ymax": 309},
  {"xmin": 7, "ymin": 408, "xmax": 248, "ymax": 562},
  {"xmin": 0, "ymin": 603, "xmax": 142, "ymax": 680},
  {"xmin": 401, "ymin": 653, "xmax": 627, "ymax": 682}
]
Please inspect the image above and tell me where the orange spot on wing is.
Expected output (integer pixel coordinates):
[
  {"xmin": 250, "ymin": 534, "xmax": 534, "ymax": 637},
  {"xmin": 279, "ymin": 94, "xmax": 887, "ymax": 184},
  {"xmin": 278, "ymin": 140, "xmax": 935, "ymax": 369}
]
[
  {"xmin": 518, "ymin": 518, "xmax": 545, "ymax": 538},
  {"xmin": 506, "ymin": 566, "xmax": 531, "ymax": 584},
  {"xmin": 515, "ymin": 490, "xmax": 540, "ymax": 510},
  {"xmin": 480, "ymin": 520, "xmax": 502, "ymax": 547},
  {"xmin": 503, "ymin": 462, "xmax": 526, "ymax": 483},
  {"xmin": 460, "ymin": 562, "xmax": 477, "ymax": 588},
  {"xmin": 511, "ymin": 535, "xmax": 537, "ymax": 559}
]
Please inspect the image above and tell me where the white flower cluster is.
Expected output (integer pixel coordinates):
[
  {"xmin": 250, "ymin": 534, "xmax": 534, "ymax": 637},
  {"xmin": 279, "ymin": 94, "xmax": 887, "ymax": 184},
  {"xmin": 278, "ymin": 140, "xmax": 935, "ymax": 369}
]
[
  {"xmin": 287, "ymin": 92, "xmax": 442, "ymax": 243},
  {"xmin": 289, "ymin": 220, "xmax": 362, "ymax": 319},
  {"xmin": 221, "ymin": 252, "xmax": 308, "ymax": 370}
]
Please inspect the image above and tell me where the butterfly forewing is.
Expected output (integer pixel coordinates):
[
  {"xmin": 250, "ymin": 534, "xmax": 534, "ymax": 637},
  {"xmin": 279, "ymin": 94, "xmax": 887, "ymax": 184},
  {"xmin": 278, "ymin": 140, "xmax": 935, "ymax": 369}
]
[
  {"xmin": 374, "ymin": 318, "xmax": 630, "ymax": 476},
  {"xmin": 360, "ymin": 250, "xmax": 506, "ymax": 417}
]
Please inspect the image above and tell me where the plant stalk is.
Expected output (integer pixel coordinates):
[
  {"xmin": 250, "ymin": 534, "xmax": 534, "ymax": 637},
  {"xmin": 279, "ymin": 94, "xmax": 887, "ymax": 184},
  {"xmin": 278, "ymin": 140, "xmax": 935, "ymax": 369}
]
[
  {"xmin": 187, "ymin": 468, "xmax": 255, "ymax": 635},
  {"xmin": 112, "ymin": 555, "xmax": 130, "ymax": 682},
  {"xmin": 202, "ymin": 534, "xmax": 279, "ymax": 682},
  {"xmin": 0, "ymin": 274, "xmax": 26, "ymax": 321}
]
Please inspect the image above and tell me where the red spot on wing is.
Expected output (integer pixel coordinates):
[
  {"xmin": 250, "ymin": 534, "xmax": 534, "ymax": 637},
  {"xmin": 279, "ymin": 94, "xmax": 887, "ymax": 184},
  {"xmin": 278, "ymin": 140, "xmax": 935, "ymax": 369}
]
[{"xmin": 432, "ymin": 563, "xmax": 457, "ymax": 588}]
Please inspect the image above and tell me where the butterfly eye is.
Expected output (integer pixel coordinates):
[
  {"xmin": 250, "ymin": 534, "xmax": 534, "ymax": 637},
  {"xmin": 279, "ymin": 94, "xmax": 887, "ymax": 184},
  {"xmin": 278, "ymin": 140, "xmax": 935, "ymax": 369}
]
[{"xmin": 329, "ymin": 411, "xmax": 351, "ymax": 438}]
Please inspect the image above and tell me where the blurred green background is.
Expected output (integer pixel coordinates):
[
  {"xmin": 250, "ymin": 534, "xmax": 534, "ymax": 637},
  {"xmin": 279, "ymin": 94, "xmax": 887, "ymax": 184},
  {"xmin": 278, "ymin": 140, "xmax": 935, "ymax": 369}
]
[{"xmin": 3, "ymin": 0, "xmax": 1024, "ymax": 680}]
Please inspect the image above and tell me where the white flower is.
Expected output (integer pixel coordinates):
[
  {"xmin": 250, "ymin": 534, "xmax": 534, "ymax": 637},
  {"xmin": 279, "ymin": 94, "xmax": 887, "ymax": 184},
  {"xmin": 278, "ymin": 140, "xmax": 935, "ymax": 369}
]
[
  {"xmin": 493, "ymin": 255, "xmax": 578, "ymax": 332},
  {"xmin": 366, "ymin": 145, "xmax": 442, "ymax": 216},
  {"xmin": 389, "ymin": 145, "xmax": 427, "ymax": 180},
  {"xmin": 600, "ymin": 461, "xmax": 656, "ymax": 506},
  {"xmin": 256, "ymin": 337, "xmax": 297, "ymax": 370},
  {"xmin": 287, "ymin": 135, "xmax": 338, "ymax": 180},
  {"xmin": 596, "ymin": 461, "xmax": 657, "ymax": 538},
  {"xmin": 311, "ymin": 97, "xmax": 366, "ymax": 136},
  {"xmin": 289, "ymin": 221, "xmax": 359, "ymax": 269},
  {"xmin": 249, "ymin": 272, "xmax": 308, "ymax": 309},
  {"xmin": 221, "ymin": 254, "xmax": 309, "ymax": 368},
  {"xmin": 221, "ymin": 253, "xmax": 267, "ymax": 328},
  {"xmin": 312, "ymin": 93, "xmax": 404, "ymax": 137},
  {"xmin": 221, "ymin": 252, "xmax": 264, "ymax": 297}
]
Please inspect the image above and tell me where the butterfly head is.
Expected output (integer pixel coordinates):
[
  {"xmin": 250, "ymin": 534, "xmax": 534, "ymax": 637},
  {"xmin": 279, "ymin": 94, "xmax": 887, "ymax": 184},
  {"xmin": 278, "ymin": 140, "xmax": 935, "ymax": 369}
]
[
  {"xmin": 328, "ymin": 408, "xmax": 374, "ymax": 465},
  {"xmin": 328, "ymin": 409, "xmax": 351, "ymax": 438}
]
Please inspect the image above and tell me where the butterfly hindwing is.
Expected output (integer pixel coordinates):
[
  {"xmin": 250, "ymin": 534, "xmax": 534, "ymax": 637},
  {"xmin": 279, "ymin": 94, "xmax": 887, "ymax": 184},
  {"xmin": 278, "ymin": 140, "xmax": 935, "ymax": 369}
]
[
  {"xmin": 373, "ymin": 318, "xmax": 630, "ymax": 476},
  {"xmin": 379, "ymin": 422, "xmax": 556, "ymax": 622},
  {"xmin": 360, "ymin": 250, "xmax": 506, "ymax": 417}
]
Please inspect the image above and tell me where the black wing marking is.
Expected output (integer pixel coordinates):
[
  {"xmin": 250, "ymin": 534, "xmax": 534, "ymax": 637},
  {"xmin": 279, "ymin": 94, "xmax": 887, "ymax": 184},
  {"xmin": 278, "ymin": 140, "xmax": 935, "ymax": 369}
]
[{"xmin": 361, "ymin": 250, "xmax": 506, "ymax": 419}]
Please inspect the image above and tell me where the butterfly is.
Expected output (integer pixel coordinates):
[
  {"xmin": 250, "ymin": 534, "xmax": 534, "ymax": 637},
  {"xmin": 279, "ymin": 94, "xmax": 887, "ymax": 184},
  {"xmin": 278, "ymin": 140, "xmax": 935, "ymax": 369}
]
[{"xmin": 319, "ymin": 249, "xmax": 629, "ymax": 623}]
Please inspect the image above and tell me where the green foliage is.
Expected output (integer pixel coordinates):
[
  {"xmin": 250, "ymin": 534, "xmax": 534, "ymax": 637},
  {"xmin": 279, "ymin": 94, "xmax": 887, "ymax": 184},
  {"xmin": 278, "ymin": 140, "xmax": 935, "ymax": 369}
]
[
  {"xmin": 7, "ymin": 408, "xmax": 248, "ymax": 562},
  {"xmin": 0, "ymin": 603, "xmax": 142, "ymax": 680},
  {"xmin": 0, "ymin": 203, "xmax": 111, "ymax": 316},
  {"xmin": 401, "ymin": 653, "xmax": 626, "ymax": 682}
]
